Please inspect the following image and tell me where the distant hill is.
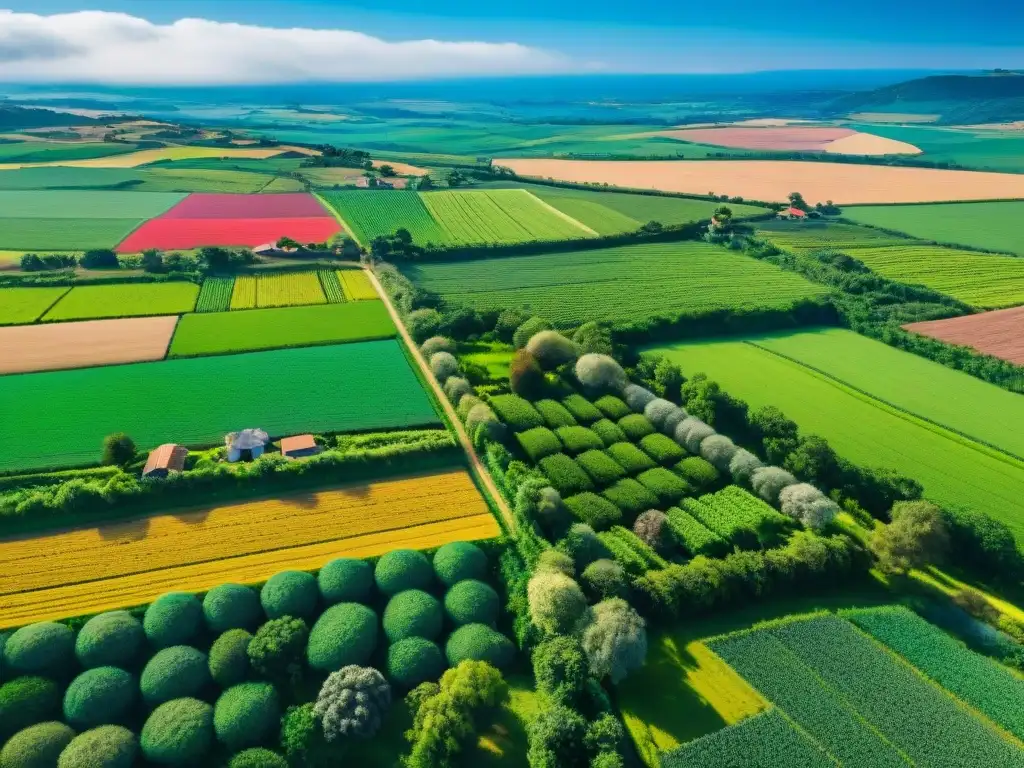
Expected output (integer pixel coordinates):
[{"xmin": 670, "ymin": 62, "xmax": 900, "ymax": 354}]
[
  {"xmin": 827, "ymin": 72, "xmax": 1024, "ymax": 124},
  {"xmin": 0, "ymin": 104, "xmax": 104, "ymax": 130}
]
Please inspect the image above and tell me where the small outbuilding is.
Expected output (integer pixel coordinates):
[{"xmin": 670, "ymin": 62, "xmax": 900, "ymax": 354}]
[
  {"xmin": 225, "ymin": 429, "xmax": 270, "ymax": 462},
  {"xmin": 280, "ymin": 434, "xmax": 321, "ymax": 460},
  {"xmin": 777, "ymin": 207, "xmax": 808, "ymax": 220},
  {"xmin": 142, "ymin": 444, "xmax": 188, "ymax": 479}
]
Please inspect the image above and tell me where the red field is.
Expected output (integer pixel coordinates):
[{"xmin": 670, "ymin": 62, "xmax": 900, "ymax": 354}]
[
  {"xmin": 116, "ymin": 217, "xmax": 342, "ymax": 252},
  {"xmin": 904, "ymin": 307, "xmax": 1024, "ymax": 365},
  {"xmin": 161, "ymin": 193, "xmax": 330, "ymax": 219}
]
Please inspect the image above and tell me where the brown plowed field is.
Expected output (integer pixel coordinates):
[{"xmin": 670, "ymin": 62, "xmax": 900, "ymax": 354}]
[
  {"xmin": 904, "ymin": 307, "xmax": 1024, "ymax": 365},
  {"xmin": 0, "ymin": 315, "xmax": 178, "ymax": 374},
  {"xmin": 495, "ymin": 158, "xmax": 1024, "ymax": 204}
]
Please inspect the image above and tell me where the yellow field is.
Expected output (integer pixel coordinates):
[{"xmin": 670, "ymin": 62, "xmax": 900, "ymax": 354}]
[
  {"xmin": 0, "ymin": 145, "xmax": 319, "ymax": 170},
  {"xmin": 258, "ymin": 271, "xmax": 326, "ymax": 307},
  {"xmin": 229, "ymin": 275, "xmax": 258, "ymax": 309},
  {"xmin": 0, "ymin": 469, "xmax": 497, "ymax": 628},
  {"xmin": 339, "ymin": 269, "xmax": 379, "ymax": 300}
]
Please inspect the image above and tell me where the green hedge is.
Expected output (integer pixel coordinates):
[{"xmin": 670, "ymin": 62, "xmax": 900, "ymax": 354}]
[
  {"xmin": 445, "ymin": 624, "xmax": 515, "ymax": 669},
  {"xmin": 204, "ymin": 584, "xmax": 262, "ymax": 633},
  {"xmin": 3, "ymin": 622, "xmax": 74, "ymax": 677},
  {"xmin": 387, "ymin": 638, "xmax": 446, "ymax": 689},
  {"xmin": 564, "ymin": 492, "xmax": 623, "ymax": 531},
  {"xmin": 516, "ymin": 427, "xmax": 563, "ymax": 462},
  {"xmin": 601, "ymin": 478, "xmax": 660, "ymax": 520},
  {"xmin": 375, "ymin": 549, "xmax": 434, "ymax": 596},
  {"xmin": 432, "ymin": 541, "xmax": 488, "ymax": 587},
  {"xmin": 0, "ymin": 676, "xmax": 60, "ymax": 740},
  {"xmin": 140, "ymin": 646, "xmax": 211, "ymax": 707},
  {"xmin": 0, "ymin": 721, "xmax": 75, "ymax": 768},
  {"xmin": 318, "ymin": 558, "xmax": 374, "ymax": 604},
  {"xmin": 575, "ymin": 450, "xmax": 627, "ymax": 486},
  {"xmin": 75, "ymin": 611, "xmax": 145, "ymax": 669},
  {"xmin": 534, "ymin": 399, "xmax": 578, "ymax": 429},
  {"xmin": 144, "ymin": 593, "xmax": 203, "ymax": 649},
  {"xmin": 140, "ymin": 698, "xmax": 215, "ymax": 766},
  {"xmin": 618, "ymin": 414, "xmax": 656, "ymax": 441},
  {"xmin": 636, "ymin": 468, "xmax": 691, "ymax": 506},
  {"xmin": 488, "ymin": 394, "xmax": 544, "ymax": 432},
  {"xmin": 208, "ymin": 629, "xmax": 252, "ymax": 688},
  {"xmin": 562, "ymin": 394, "xmax": 603, "ymax": 424},
  {"xmin": 674, "ymin": 457, "xmax": 720, "ymax": 491},
  {"xmin": 538, "ymin": 453, "xmax": 594, "ymax": 496},
  {"xmin": 590, "ymin": 418, "xmax": 628, "ymax": 447},
  {"xmin": 554, "ymin": 426, "xmax": 605, "ymax": 456},
  {"xmin": 382, "ymin": 590, "xmax": 443, "ymax": 643},
  {"xmin": 63, "ymin": 666, "xmax": 136, "ymax": 729},
  {"xmin": 444, "ymin": 580, "xmax": 500, "ymax": 627},
  {"xmin": 57, "ymin": 725, "xmax": 137, "ymax": 768},
  {"xmin": 229, "ymin": 748, "xmax": 289, "ymax": 768},
  {"xmin": 665, "ymin": 507, "xmax": 728, "ymax": 558},
  {"xmin": 307, "ymin": 603, "xmax": 378, "ymax": 672},
  {"xmin": 594, "ymin": 395, "xmax": 632, "ymax": 420},
  {"xmin": 605, "ymin": 443, "xmax": 657, "ymax": 474},
  {"xmin": 639, "ymin": 433, "xmax": 686, "ymax": 466},
  {"xmin": 214, "ymin": 682, "xmax": 280, "ymax": 752},
  {"xmin": 260, "ymin": 571, "xmax": 319, "ymax": 621}
]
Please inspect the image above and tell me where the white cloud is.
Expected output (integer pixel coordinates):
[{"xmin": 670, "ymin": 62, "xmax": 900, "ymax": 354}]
[{"xmin": 0, "ymin": 10, "xmax": 574, "ymax": 83}]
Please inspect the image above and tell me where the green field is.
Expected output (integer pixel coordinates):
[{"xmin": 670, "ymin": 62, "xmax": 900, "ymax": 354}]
[
  {"xmin": 646, "ymin": 333, "xmax": 1024, "ymax": 542},
  {"xmin": 847, "ymin": 123, "xmax": 1024, "ymax": 174},
  {"xmin": 0, "ymin": 340, "xmax": 439, "ymax": 471},
  {"xmin": 404, "ymin": 241, "xmax": 826, "ymax": 327},
  {"xmin": 0, "ymin": 218, "xmax": 148, "ymax": 250},
  {"xmin": 421, "ymin": 189, "xmax": 592, "ymax": 244},
  {"xmin": 0, "ymin": 190, "xmax": 185, "ymax": 218},
  {"xmin": 0, "ymin": 142, "xmax": 140, "ymax": 164},
  {"xmin": 0, "ymin": 287, "xmax": 69, "ymax": 325},
  {"xmin": 43, "ymin": 282, "xmax": 199, "ymax": 321},
  {"xmin": 843, "ymin": 202, "xmax": 1024, "ymax": 256},
  {"xmin": 321, "ymin": 190, "xmax": 449, "ymax": 245},
  {"xmin": 169, "ymin": 301, "xmax": 396, "ymax": 356},
  {"xmin": 0, "ymin": 166, "xmax": 295, "ymax": 193},
  {"xmin": 755, "ymin": 220, "xmax": 913, "ymax": 255}
]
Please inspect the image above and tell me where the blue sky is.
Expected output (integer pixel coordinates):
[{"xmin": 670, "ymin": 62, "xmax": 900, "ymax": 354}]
[{"xmin": 2, "ymin": 0, "xmax": 1023, "ymax": 81}]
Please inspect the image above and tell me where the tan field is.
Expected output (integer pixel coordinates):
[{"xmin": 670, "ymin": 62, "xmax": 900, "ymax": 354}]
[
  {"xmin": 0, "ymin": 315, "xmax": 179, "ymax": 374},
  {"xmin": 823, "ymin": 133, "xmax": 922, "ymax": 155},
  {"xmin": 495, "ymin": 158, "xmax": 1024, "ymax": 204}
]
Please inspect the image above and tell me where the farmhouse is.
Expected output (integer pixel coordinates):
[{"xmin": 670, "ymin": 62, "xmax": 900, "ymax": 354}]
[
  {"xmin": 225, "ymin": 428, "xmax": 269, "ymax": 462},
  {"xmin": 280, "ymin": 434, "xmax": 321, "ymax": 459},
  {"xmin": 777, "ymin": 207, "xmax": 808, "ymax": 220},
  {"xmin": 142, "ymin": 443, "xmax": 188, "ymax": 479}
]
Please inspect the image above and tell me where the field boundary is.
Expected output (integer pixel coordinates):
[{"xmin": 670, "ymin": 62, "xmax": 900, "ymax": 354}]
[
  {"xmin": 527, "ymin": 191, "xmax": 599, "ymax": 235},
  {"xmin": 315, "ymin": 191, "xmax": 362, "ymax": 247}
]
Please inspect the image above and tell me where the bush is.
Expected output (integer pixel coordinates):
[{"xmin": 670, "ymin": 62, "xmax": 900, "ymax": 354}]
[
  {"xmin": 1, "ymin": 721, "xmax": 75, "ymax": 768},
  {"xmin": 74, "ymin": 611, "xmax": 144, "ymax": 670},
  {"xmin": 617, "ymin": 414, "xmax": 655, "ymax": 441},
  {"xmin": 582, "ymin": 559, "xmax": 629, "ymax": 601},
  {"xmin": 375, "ymin": 549, "xmax": 434, "ymax": 595},
  {"xmin": 443, "ymin": 376, "xmax": 473, "ymax": 405},
  {"xmin": 639, "ymin": 433, "xmax": 685, "ymax": 466},
  {"xmin": 445, "ymin": 624, "xmax": 515, "ymax": 668},
  {"xmin": 279, "ymin": 703, "xmax": 341, "ymax": 767},
  {"xmin": 420, "ymin": 336, "xmax": 455, "ymax": 358},
  {"xmin": 633, "ymin": 510, "xmax": 671, "ymax": 552},
  {"xmin": 581, "ymin": 599, "xmax": 647, "ymax": 684},
  {"xmin": 144, "ymin": 593, "xmax": 203, "ymax": 649},
  {"xmin": 729, "ymin": 449, "xmax": 763, "ymax": 485},
  {"xmin": 665, "ymin": 507, "xmax": 728, "ymax": 558},
  {"xmin": 0, "ymin": 677, "xmax": 60, "ymax": 740},
  {"xmin": 517, "ymin": 427, "xmax": 563, "ymax": 462},
  {"xmin": 943, "ymin": 506, "xmax": 1023, "ymax": 582},
  {"xmin": 63, "ymin": 666, "xmax": 135, "ymax": 729},
  {"xmin": 750, "ymin": 466, "xmax": 797, "ymax": 504},
  {"xmin": 699, "ymin": 435, "xmax": 739, "ymax": 471},
  {"xmin": 495, "ymin": 310, "xmax": 531, "ymax": 342},
  {"xmin": 538, "ymin": 453, "xmax": 594, "ymax": 496},
  {"xmin": 444, "ymin": 580, "xmax": 500, "ymax": 627},
  {"xmin": 534, "ymin": 399, "xmax": 578, "ymax": 429},
  {"xmin": 258, "ymin": 570, "xmax": 318, "ymax": 621},
  {"xmin": 558, "ymin": 523, "xmax": 611, "ymax": 568},
  {"xmin": 465, "ymin": 403, "xmax": 500, "ymax": 435},
  {"xmin": 675, "ymin": 456, "xmax": 720, "ymax": 491},
  {"xmin": 208, "ymin": 629, "xmax": 252, "ymax": 688},
  {"xmin": 575, "ymin": 449, "xmax": 627, "ymax": 485},
  {"xmin": 228, "ymin": 748, "xmax": 289, "ymax": 768},
  {"xmin": 594, "ymin": 395, "xmax": 631, "ymax": 420},
  {"xmin": 203, "ymin": 584, "xmax": 262, "ymax": 634},
  {"xmin": 576, "ymin": 355, "xmax": 627, "ymax": 393},
  {"xmin": 101, "ymin": 433, "xmax": 135, "ymax": 467},
  {"xmin": 601, "ymin": 479, "xmax": 660, "ymax": 519},
  {"xmin": 605, "ymin": 442, "xmax": 657, "ymax": 474},
  {"xmin": 677, "ymin": 418, "xmax": 716, "ymax": 454},
  {"xmin": 140, "ymin": 698, "xmax": 214, "ymax": 766},
  {"xmin": 572, "ymin": 321, "xmax": 613, "ymax": 356},
  {"xmin": 57, "ymin": 725, "xmax": 136, "ymax": 768},
  {"xmin": 406, "ymin": 308, "xmax": 443, "ymax": 342},
  {"xmin": 561, "ymin": 394, "xmax": 603, "ymax": 424},
  {"xmin": 248, "ymin": 617, "xmax": 308, "ymax": 682},
  {"xmin": 4, "ymin": 622, "xmax": 74, "ymax": 679},
  {"xmin": 643, "ymin": 399, "xmax": 682, "ymax": 431},
  {"xmin": 527, "ymin": 331, "xmax": 579, "ymax": 370},
  {"xmin": 636, "ymin": 468, "xmax": 691, "ymax": 505},
  {"xmin": 590, "ymin": 418, "xmax": 627, "ymax": 447},
  {"xmin": 140, "ymin": 646, "xmax": 211, "ymax": 706},
  {"xmin": 383, "ymin": 590, "xmax": 443, "ymax": 642},
  {"xmin": 533, "ymin": 636, "xmax": 587, "ymax": 707},
  {"xmin": 307, "ymin": 603, "xmax": 378, "ymax": 672},
  {"xmin": 429, "ymin": 352, "xmax": 460, "ymax": 383},
  {"xmin": 778, "ymin": 483, "xmax": 839, "ymax": 530},
  {"xmin": 488, "ymin": 394, "xmax": 545, "ymax": 432},
  {"xmin": 528, "ymin": 571, "xmax": 588, "ymax": 635},
  {"xmin": 387, "ymin": 638, "xmax": 446, "ymax": 689},
  {"xmin": 315, "ymin": 666, "xmax": 392, "ymax": 741},
  {"xmin": 213, "ymin": 682, "xmax": 280, "ymax": 752},
  {"xmin": 509, "ymin": 349, "xmax": 546, "ymax": 399},
  {"xmin": 513, "ymin": 317, "xmax": 552, "ymax": 349},
  {"xmin": 318, "ymin": 558, "xmax": 374, "ymax": 605},
  {"xmin": 564, "ymin": 492, "xmax": 623, "ymax": 531},
  {"xmin": 555, "ymin": 426, "xmax": 605, "ymax": 455},
  {"xmin": 457, "ymin": 394, "xmax": 484, "ymax": 421},
  {"xmin": 623, "ymin": 384, "xmax": 657, "ymax": 413},
  {"xmin": 433, "ymin": 541, "xmax": 488, "ymax": 587}
]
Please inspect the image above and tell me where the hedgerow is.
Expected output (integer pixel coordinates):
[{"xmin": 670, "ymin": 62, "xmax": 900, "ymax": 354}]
[
  {"xmin": 623, "ymin": 384, "xmax": 657, "ymax": 413},
  {"xmin": 534, "ymin": 399, "xmax": 578, "ymax": 428},
  {"xmin": 0, "ymin": 676, "xmax": 60, "ymax": 741},
  {"xmin": 555, "ymin": 426, "xmax": 605, "ymax": 455},
  {"xmin": 488, "ymin": 394, "xmax": 544, "ymax": 432},
  {"xmin": 517, "ymin": 427, "xmax": 564, "ymax": 462},
  {"xmin": 564, "ymin": 492, "xmax": 623, "ymax": 531},
  {"xmin": 601, "ymin": 479, "xmax": 659, "ymax": 520},
  {"xmin": 140, "ymin": 646, "xmax": 211, "ymax": 706},
  {"xmin": 638, "ymin": 433, "xmax": 686, "ymax": 466},
  {"xmin": 140, "ymin": 698, "xmax": 215, "ymax": 766},
  {"xmin": 387, "ymin": 638, "xmax": 446, "ymax": 688},
  {"xmin": 677, "ymin": 418, "xmax": 716, "ymax": 454},
  {"xmin": 729, "ymin": 449, "xmax": 763, "ymax": 485},
  {"xmin": 605, "ymin": 442, "xmax": 657, "ymax": 474},
  {"xmin": 594, "ymin": 395, "xmax": 632, "ymax": 420},
  {"xmin": 601, "ymin": 527, "xmax": 668, "ymax": 573},
  {"xmin": 3, "ymin": 622, "xmax": 74, "ymax": 677},
  {"xmin": 1, "ymin": 722, "xmax": 75, "ymax": 768},
  {"xmin": 699, "ymin": 435, "xmax": 739, "ymax": 471},
  {"xmin": 665, "ymin": 507, "xmax": 728, "ymax": 558},
  {"xmin": 561, "ymin": 394, "xmax": 603, "ymax": 424},
  {"xmin": 538, "ymin": 453, "xmax": 595, "ymax": 496},
  {"xmin": 74, "ymin": 611, "xmax": 144, "ymax": 669},
  {"xmin": 375, "ymin": 549, "xmax": 434, "ymax": 595},
  {"xmin": 596, "ymin": 531, "xmax": 650, "ymax": 577},
  {"xmin": 419, "ymin": 336, "xmax": 454, "ymax": 358},
  {"xmin": 317, "ymin": 557, "xmax": 374, "ymax": 604},
  {"xmin": 445, "ymin": 624, "xmax": 515, "ymax": 668},
  {"xmin": 307, "ymin": 603, "xmax": 378, "ymax": 672},
  {"xmin": 443, "ymin": 376, "xmax": 473, "ymax": 405},
  {"xmin": 644, "ymin": 399, "xmax": 684, "ymax": 434},
  {"xmin": 143, "ymin": 592, "xmax": 205, "ymax": 649},
  {"xmin": 260, "ymin": 570, "xmax": 319, "ymax": 620},
  {"xmin": 513, "ymin": 317, "xmax": 552, "ymax": 349},
  {"xmin": 590, "ymin": 418, "xmax": 627, "ymax": 447},
  {"xmin": 636, "ymin": 468, "xmax": 691, "ymax": 506},
  {"xmin": 208, "ymin": 629, "xmax": 252, "ymax": 688},
  {"xmin": 575, "ymin": 450, "xmax": 627, "ymax": 485},
  {"xmin": 444, "ymin": 580, "xmax": 500, "ymax": 627},
  {"xmin": 617, "ymin": 414, "xmax": 655, "ymax": 441},
  {"xmin": 383, "ymin": 590, "xmax": 443, "ymax": 642},
  {"xmin": 750, "ymin": 466, "xmax": 797, "ymax": 505},
  {"xmin": 203, "ymin": 584, "xmax": 263, "ymax": 633},
  {"xmin": 674, "ymin": 456, "xmax": 720, "ymax": 491},
  {"xmin": 63, "ymin": 666, "xmax": 136, "ymax": 729},
  {"xmin": 429, "ymin": 352, "xmax": 460, "ymax": 383},
  {"xmin": 57, "ymin": 725, "xmax": 137, "ymax": 768},
  {"xmin": 214, "ymin": 682, "xmax": 280, "ymax": 752}
]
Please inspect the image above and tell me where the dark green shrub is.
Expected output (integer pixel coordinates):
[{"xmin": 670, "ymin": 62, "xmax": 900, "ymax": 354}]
[
  {"xmin": 510, "ymin": 349, "xmax": 546, "ymax": 400},
  {"xmin": 229, "ymin": 748, "xmax": 289, "ymax": 768},
  {"xmin": 639, "ymin": 433, "xmax": 686, "ymax": 466},
  {"xmin": 307, "ymin": 603, "xmax": 378, "ymax": 672},
  {"xmin": 538, "ymin": 453, "xmax": 594, "ymax": 496},
  {"xmin": 581, "ymin": 559, "xmax": 629, "ymax": 600},
  {"xmin": 533, "ymin": 636, "xmax": 587, "ymax": 707},
  {"xmin": 618, "ymin": 414, "xmax": 655, "ymax": 441},
  {"xmin": 140, "ymin": 698, "xmax": 214, "ymax": 766},
  {"xmin": 564, "ymin": 492, "xmax": 623, "ymax": 531},
  {"xmin": 594, "ymin": 395, "xmax": 631, "ymax": 420},
  {"xmin": 488, "ymin": 394, "xmax": 544, "ymax": 432},
  {"xmin": 140, "ymin": 646, "xmax": 210, "ymax": 706},
  {"xmin": 445, "ymin": 624, "xmax": 515, "ymax": 669},
  {"xmin": 636, "ymin": 468, "xmax": 691, "ymax": 505},
  {"xmin": 203, "ymin": 584, "xmax": 262, "ymax": 633},
  {"xmin": 602, "ymin": 479, "xmax": 660, "ymax": 520},
  {"xmin": 561, "ymin": 394, "xmax": 602, "ymax": 424},
  {"xmin": 213, "ymin": 682, "xmax": 280, "ymax": 752},
  {"xmin": 0, "ymin": 677, "xmax": 60, "ymax": 740},
  {"xmin": 3, "ymin": 622, "xmax": 74, "ymax": 677},
  {"xmin": 605, "ymin": 442, "xmax": 657, "ymax": 474},
  {"xmin": 534, "ymin": 399, "xmax": 578, "ymax": 429},
  {"xmin": 558, "ymin": 523, "xmax": 613, "ymax": 568},
  {"xmin": 280, "ymin": 703, "xmax": 343, "ymax": 767},
  {"xmin": 554, "ymin": 426, "xmax": 604, "ymax": 456},
  {"xmin": 432, "ymin": 541, "xmax": 488, "ymax": 587},
  {"xmin": 674, "ymin": 457, "xmax": 720, "ymax": 491},
  {"xmin": 63, "ymin": 666, "xmax": 135, "ymax": 729},
  {"xmin": 0, "ymin": 632, "xmax": 6, "ymax": 682},
  {"xmin": 444, "ymin": 580, "xmax": 500, "ymax": 627},
  {"xmin": 101, "ymin": 433, "xmax": 135, "ymax": 467},
  {"xmin": 387, "ymin": 638, "xmax": 446, "ymax": 689},
  {"xmin": 260, "ymin": 571, "xmax": 318, "ymax": 620},
  {"xmin": 375, "ymin": 549, "xmax": 433, "ymax": 596},
  {"xmin": 517, "ymin": 427, "xmax": 563, "ymax": 462},
  {"xmin": 590, "ymin": 418, "xmax": 627, "ymax": 447},
  {"xmin": 318, "ymin": 558, "xmax": 374, "ymax": 604},
  {"xmin": 75, "ymin": 611, "xmax": 144, "ymax": 669},
  {"xmin": 57, "ymin": 725, "xmax": 137, "ymax": 768},
  {"xmin": 383, "ymin": 590, "xmax": 443, "ymax": 643},
  {"xmin": 247, "ymin": 618, "xmax": 308, "ymax": 682},
  {"xmin": 1, "ymin": 721, "xmax": 75, "ymax": 768},
  {"xmin": 513, "ymin": 316, "xmax": 552, "ymax": 349},
  {"xmin": 144, "ymin": 593, "xmax": 203, "ymax": 649},
  {"xmin": 575, "ymin": 450, "xmax": 627, "ymax": 485},
  {"xmin": 208, "ymin": 629, "xmax": 252, "ymax": 688}
]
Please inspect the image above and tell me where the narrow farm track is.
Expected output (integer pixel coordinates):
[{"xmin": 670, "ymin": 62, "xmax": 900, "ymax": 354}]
[{"xmin": 365, "ymin": 266, "xmax": 516, "ymax": 532}]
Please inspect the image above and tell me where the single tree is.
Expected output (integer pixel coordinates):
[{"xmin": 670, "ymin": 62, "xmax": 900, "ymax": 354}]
[
  {"xmin": 102, "ymin": 433, "xmax": 136, "ymax": 466},
  {"xmin": 870, "ymin": 500, "xmax": 950, "ymax": 574}
]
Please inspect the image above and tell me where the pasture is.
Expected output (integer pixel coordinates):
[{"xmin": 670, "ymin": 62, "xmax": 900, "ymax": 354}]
[
  {"xmin": 0, "ymin": 190, "xmax": 185, "ymax": 219},
  {"xmin": 755, "ymin": 220, "xmax": 913, "ymax": 254},
  {"xmin": 421, "ymin": 189, "xmax": 592, "ymax": 243},
  {"xmin": 116, "ymin": 216, "xmax": 342, "ymax": 251},
  {"xmin": 0, "ymin": 141, "xmax": 139, "ymax": 164},
  {"xmin": 0, "ymin": 340, "xmax": 439, "ymax": 471},
  {"xmin": 0, "ymin": 469, "xmax": 494, "ymax": 627},
  {"xmin": 646, "ymin": 336, "xmax": 1024, "ymax": 542},
  {"xmin": 403, "ymin": 241, "xmax": 826, "ymax": 327},
  {"xmin": 321, "ymin": 190, "xmax": 449, "ymax": 245},
  {"xmin": 43, "ymin": 282, "xmax": 199, "ymax": 321},
  {"xmin": 0, "ymin": 287, "xmax": 69, "ymax": 325},
  {"xmin": 845, "ymin": 123, "xmax": 1024, "ymax": 174},
  {"xmin": 0, "ymin": 315, "xmax": 178, "ymax": 374},
  {"xmin": 0, "ymin": 218, "xmax": 148, "ymax": 250},
  {"xmin": 168, "ymin": 301, "xmax": 395, "ymax": 356},
  {"xmin": 844, "ymin": 201, "xmax": 1024, "ymax": 255},
  {"xmin": 0, "ymin": 145, "xmax": 306, "ymax": 169},
  {"xmin": 0, "ymin": 166, "xmax": 299, "ymax": 193},
  {"xmin": 904, "ymin": 307, "xmax": 1024, "ymax": 365}
]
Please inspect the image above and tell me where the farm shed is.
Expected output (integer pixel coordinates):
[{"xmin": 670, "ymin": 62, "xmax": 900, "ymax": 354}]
[
  {"xmin": 142, "ymin": 443, "xmax": 188, "ymax": 479},
  {"xmin": 280, "ymin": 434, "xmax": 321, "ymax": 459},
  {"xmin": 225, "ymin": 428, "xmax": 269, "ymax": 462},
  {"xmin": 777, "ymin": 207, "xmax": 808, "ymax": 220}
]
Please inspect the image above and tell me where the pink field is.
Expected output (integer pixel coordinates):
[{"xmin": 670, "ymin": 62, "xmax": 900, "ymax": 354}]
[
  {"xmin": 117, "ymin": 217, "xmax": 342, "ymax": 252},
  {"xmin": 665, "ymin": 126, "xmax": 856, "ymax": 150},
  {"xmin": 160, "ymin": 193, "xmax": 330, "ymax": 219}
]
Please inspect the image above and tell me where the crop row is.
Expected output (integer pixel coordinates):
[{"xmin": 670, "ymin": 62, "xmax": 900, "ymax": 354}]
[
  {"xmin": 195, "ymin": 277, "xmax": 235, "ymax": 312},
  {"xmin": 321, "ymin": 190, "xmax": 449, "ymax": 246},
  {"xmin": 420, "ymin": 190, "xmax": 590, "ymax": 245},
  {"xmin": 339, "ymin": 270, "xmax": 379, "ymax": 300},
  {"xmin": 229, "ymin": 272, "xmax": 326, "ymax": 310},
  {"xmin": 318, "ymin": 270, "xmax": 345, "ymax": 303},
  {"xmin": 681, "ymin": 486, "xmax": 792, "ymax": 550}
]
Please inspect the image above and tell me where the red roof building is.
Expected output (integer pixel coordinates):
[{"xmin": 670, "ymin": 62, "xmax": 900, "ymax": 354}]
[
  {"xmin": 280, "ymin": 434, "xmax": 321, "ymax": 459},
  {"xmin": 142, "ymin": 444, "xmax": 188, "ymax": 479},
  {"xmin": 779, "ymin": 207, "xmax": 807, "ymax": 219}
]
